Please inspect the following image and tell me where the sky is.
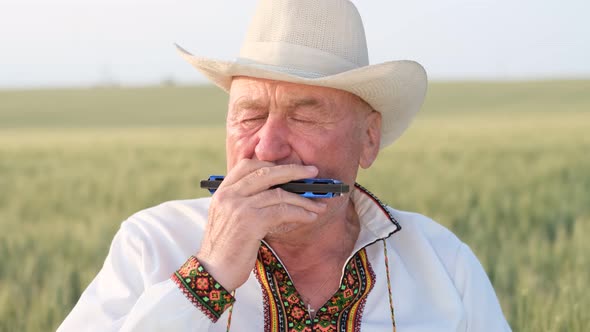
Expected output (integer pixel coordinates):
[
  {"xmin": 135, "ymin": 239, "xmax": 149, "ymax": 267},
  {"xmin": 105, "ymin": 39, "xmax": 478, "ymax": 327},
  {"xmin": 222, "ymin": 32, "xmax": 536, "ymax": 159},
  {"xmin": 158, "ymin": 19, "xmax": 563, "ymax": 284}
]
[{"xmin": 1, "ymin": 0, "xmax": 589, "ymax": 88}]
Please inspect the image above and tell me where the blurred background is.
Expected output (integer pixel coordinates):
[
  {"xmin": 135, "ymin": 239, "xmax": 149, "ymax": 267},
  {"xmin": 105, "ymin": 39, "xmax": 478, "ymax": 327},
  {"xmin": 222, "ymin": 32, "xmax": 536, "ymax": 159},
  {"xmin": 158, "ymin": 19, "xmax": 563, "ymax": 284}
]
[{"xmin": 1, "ymin": 0, "xmax": 589, "ymax": 331}]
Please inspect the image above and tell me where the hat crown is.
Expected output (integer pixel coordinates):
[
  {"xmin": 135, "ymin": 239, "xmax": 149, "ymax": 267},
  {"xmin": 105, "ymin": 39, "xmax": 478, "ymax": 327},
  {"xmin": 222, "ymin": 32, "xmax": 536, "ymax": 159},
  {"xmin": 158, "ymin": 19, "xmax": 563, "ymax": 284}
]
[{"xmin": 239, "ymin": 0, "xmax": 369, "ymax": 77}]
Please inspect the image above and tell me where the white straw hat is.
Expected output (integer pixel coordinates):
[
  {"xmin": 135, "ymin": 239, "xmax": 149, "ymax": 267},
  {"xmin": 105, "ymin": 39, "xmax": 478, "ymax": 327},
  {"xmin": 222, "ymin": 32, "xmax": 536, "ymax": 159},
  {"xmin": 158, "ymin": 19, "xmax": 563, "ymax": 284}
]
[{"xmin": 176, "ymin": 0, "xmax": 427, "ymax": 148}]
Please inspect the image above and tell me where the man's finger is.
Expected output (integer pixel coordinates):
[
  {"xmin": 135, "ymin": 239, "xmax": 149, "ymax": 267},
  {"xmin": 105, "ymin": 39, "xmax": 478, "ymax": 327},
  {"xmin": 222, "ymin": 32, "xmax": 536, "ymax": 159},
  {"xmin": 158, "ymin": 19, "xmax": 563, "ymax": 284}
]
[
  {"xmin": 232, "ymin": 163, "xmax": 319, "ymax": 197},
  {"xmin": 252, "ymin": 188, "xmax": 327, "ymax": 214},
  {"xmin": 221, "ymin": 159, "xmax": 276, "ymax": 187}
]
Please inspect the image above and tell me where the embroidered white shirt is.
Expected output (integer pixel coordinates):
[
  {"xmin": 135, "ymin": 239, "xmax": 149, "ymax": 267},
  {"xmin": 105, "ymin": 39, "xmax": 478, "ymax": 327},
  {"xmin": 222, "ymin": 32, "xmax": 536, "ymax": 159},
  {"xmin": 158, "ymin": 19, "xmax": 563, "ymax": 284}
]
[{"xmin": 58, "ymin": 186, "xmax": 511, "ymax": 331}]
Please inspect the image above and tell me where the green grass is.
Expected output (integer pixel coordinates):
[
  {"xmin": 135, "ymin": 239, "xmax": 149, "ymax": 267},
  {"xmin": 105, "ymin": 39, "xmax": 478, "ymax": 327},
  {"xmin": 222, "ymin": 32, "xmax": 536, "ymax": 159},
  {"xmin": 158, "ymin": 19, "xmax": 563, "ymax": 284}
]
[
  {"xmin": 1, "ymin": 80, "xmax": 589, "ymax": 331},
  {"xmin": 0, "ymin": 85, "xmax": 228, "ymax": 128}
]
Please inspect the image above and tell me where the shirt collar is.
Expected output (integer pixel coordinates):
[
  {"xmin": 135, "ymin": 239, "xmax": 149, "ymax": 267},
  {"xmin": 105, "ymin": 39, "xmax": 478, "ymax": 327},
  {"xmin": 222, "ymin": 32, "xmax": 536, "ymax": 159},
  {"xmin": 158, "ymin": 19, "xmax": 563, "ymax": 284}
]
[{"xmin": 350, "ymin": 183, "xmax": 402, "ymax": 253}]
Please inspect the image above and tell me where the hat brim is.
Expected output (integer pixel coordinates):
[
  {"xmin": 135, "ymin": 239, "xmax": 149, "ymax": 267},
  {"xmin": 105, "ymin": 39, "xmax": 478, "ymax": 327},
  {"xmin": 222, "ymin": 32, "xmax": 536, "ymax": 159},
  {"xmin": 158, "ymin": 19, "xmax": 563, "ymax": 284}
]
[{"xmin": 176, "ymin": 44, "xmax": 427, "ymax": 148}]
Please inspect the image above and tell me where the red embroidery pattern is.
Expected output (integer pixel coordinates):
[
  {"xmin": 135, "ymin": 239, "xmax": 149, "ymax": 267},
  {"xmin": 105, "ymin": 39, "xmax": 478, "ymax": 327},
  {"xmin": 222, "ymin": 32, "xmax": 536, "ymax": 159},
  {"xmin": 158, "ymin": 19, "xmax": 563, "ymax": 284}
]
[
  {"xmin": 171, "ymin": 256, "xmax": 235, "ymax": 322},
  {"xmin": 255, "ymin": 244, "xmax": 375, "ymax": 332}
]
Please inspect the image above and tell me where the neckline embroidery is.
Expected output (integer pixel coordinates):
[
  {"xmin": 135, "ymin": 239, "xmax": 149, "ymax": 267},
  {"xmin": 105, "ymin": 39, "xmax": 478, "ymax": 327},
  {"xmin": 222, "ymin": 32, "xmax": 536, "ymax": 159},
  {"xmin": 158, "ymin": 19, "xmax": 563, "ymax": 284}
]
[{"xmin": 254, "ymin": 243, "xmax": 375, "ymax": 332}]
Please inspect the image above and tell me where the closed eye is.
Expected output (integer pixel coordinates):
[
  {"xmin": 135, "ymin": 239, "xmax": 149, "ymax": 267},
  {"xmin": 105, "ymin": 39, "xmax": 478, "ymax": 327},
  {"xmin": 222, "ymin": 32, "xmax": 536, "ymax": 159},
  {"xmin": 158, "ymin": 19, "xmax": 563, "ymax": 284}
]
[
  {"xmin": 290, "ymin": 117, "xmax": 314, "ymax": 123},
  {"xmin": 240, "ymin": 115, "xmax": 267, "ymax": 127}
]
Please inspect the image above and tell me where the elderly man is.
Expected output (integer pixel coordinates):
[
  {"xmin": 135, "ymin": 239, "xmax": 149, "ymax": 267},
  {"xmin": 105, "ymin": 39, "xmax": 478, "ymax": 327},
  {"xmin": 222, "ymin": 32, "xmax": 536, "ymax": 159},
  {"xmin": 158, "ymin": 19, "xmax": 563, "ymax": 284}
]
[{"xmin": 59, "ymin": 0, "xmax": 510, "ymax": 331}]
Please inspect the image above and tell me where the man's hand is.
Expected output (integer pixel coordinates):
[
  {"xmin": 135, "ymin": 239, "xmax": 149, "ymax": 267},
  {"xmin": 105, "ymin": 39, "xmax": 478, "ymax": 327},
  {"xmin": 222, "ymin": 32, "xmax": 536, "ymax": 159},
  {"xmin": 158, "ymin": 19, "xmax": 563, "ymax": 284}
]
[{"xmin": 195, "ymin": 159, "xmax": 328, "ymax": 291}]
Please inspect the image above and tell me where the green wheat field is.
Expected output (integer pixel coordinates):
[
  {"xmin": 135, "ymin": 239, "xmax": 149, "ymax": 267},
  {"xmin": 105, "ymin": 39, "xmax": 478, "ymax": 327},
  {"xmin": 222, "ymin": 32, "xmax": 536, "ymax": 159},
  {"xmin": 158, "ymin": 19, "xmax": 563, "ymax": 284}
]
[{"xmin": 1, "ymin": 80, "xmax": 589, "ymax": 331}]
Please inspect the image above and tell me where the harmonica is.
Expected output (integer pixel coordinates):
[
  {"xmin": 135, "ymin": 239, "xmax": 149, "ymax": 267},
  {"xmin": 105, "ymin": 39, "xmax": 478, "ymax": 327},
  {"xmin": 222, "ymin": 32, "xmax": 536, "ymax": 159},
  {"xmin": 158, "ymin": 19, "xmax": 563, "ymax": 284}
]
[{"xmin": 200, "ymin": 175, "xmax": 349, "ymax": 198}]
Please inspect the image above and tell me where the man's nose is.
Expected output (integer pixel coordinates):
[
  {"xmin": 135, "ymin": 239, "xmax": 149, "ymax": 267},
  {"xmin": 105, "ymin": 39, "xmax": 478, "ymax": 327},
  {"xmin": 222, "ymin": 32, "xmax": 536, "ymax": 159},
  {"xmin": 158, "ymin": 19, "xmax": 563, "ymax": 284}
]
[{"xmin": 254, "ymin": 116, "xmax": 292, "ymax": 162}]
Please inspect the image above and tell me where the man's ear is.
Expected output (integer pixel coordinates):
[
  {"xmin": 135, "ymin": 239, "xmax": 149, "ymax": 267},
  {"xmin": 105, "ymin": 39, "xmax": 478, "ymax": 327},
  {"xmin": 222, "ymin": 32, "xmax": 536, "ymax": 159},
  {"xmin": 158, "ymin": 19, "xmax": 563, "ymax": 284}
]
[{"xmin": 359, "ymin": 111, "xmax": 381, "ymax": 169}]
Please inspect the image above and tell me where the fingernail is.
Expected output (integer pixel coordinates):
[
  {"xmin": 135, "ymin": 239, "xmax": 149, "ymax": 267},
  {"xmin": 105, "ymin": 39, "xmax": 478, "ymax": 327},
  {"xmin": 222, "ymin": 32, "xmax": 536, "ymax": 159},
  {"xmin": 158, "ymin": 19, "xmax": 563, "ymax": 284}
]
[
  {"xmin": 308, "ymin": 211, "xmax": 318, "ymax": 218},
  {"xmin": 304, "ymin": 165, "xmax": 318, "ymax": 172}
]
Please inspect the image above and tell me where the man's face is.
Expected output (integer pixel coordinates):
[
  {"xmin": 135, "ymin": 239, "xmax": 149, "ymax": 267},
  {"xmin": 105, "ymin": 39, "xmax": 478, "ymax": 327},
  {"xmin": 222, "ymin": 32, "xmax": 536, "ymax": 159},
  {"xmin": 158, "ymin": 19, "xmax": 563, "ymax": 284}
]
[{"xmin": 226, "ymin": 76, "xmax": 381, "ymax": 191}]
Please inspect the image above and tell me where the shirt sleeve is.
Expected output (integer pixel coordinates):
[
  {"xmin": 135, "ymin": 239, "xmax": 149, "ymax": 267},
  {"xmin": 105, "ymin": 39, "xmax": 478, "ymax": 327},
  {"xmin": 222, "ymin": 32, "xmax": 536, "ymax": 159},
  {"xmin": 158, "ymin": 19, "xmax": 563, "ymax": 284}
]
[
  {"xmin": 454, "ymin": 243, "xmax": 512, "ymax": 332},
  {"xmin": 56, "ymin": 221, "xmax": 233, "ymax": 332}
]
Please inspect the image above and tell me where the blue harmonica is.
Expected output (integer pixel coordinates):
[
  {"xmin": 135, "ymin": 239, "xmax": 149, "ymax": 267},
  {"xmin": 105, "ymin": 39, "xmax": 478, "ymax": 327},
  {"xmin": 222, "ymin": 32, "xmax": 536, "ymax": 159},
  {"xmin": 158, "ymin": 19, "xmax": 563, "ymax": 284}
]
[{"xmin": 200, "ymin": 175, "xmax": 349, "ymax": 198}]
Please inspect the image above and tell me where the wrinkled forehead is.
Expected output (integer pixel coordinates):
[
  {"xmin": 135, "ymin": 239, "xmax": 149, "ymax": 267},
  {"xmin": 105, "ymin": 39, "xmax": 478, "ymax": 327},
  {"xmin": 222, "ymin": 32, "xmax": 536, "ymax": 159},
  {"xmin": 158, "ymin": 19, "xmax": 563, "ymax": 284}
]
[{"xmin": 228, "ymin": 76, "xmax": 367, "ymax": 110}]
